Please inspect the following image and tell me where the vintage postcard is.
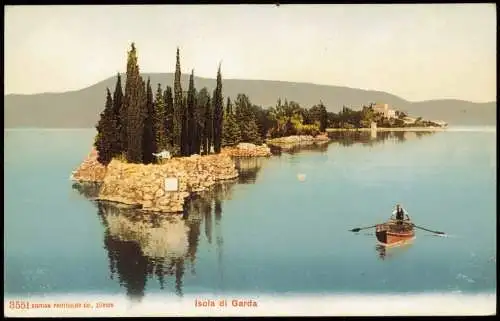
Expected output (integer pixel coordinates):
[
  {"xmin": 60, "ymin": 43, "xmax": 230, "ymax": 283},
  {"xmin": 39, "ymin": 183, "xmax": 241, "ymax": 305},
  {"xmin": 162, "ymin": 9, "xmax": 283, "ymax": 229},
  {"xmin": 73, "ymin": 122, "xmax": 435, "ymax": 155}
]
[{"xmin": 4, "ymin": 4, "xmax": 496, "ymax": 317}]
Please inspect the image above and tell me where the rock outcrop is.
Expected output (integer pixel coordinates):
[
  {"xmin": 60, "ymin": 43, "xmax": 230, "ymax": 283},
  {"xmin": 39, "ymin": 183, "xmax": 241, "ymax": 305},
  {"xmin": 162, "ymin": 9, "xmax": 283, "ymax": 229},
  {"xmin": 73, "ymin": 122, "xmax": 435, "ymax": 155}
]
[
  {"xmin": 266, "ymin": 135, "xmax": 329, "ymax": 145},
  {"xmin": 70, "ymin": 148, "xmax": 107, "ymax": 182},
  {"xmin": 221, "ymin": 143, "xmax": 272, "ymax": 157},
  {"xmin": 96, "ymin": 153, "xmax": 238, "ymax": 213}
]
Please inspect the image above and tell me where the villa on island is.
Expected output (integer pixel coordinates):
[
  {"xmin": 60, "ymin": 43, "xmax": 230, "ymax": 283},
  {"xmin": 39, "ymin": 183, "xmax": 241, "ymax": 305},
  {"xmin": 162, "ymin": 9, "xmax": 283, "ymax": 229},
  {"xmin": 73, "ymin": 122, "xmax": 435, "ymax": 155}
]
[
  {"xmin": 372, "ymin": 103, "xmax": 447, "ymax": 127},
  {"xmin": 373, "ymin": 103, "xmax": 397, "ymax": 119}
]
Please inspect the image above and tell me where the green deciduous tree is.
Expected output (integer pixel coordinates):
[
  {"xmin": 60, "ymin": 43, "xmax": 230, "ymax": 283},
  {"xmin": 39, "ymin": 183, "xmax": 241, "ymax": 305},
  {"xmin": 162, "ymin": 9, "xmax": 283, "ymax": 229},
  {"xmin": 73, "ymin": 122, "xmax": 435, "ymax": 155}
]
[
  {"xmin": 250, "ymin": 105, "xmax": 273, "ymax": 141},
  {"xmin": 269, "ymin": 99, "xmax": 304, "ymax": 137},
  {"xmin": 234, "ymin": 93, "xmax": 261, "ymax": 144}
]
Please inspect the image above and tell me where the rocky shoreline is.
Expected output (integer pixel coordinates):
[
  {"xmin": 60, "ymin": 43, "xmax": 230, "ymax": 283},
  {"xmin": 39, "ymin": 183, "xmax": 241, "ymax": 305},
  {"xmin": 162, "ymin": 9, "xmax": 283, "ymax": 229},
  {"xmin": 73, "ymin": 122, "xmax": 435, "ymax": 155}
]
[
  {"xmin": 221, "ymin": 143, "xmax": 272, "ymax": 157},
  {"xmin": 266, "ymin": 134, "xmax": 329, "ymax": 145},
  {"xmin": 70, "ymin": 149, "xmax": 108, "ymax": 182},
  {"xmin": 266, "ymin": 134, "xmax": 330, "ymax": 149},
  {"xmin": 71, "ymin": 148, "xmax": 238, "ymax": 213},
  {"xmin": 70, "ymin": 140, "xmax": 297, "ymax": 212}
]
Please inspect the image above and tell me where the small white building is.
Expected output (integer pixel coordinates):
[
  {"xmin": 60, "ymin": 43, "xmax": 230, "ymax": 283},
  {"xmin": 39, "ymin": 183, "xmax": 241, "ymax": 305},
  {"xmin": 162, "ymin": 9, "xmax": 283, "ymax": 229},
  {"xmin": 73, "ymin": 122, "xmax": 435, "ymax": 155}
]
[{"xmin": 152, "ymin": 150, "xmax": 171, "ymax": 160}]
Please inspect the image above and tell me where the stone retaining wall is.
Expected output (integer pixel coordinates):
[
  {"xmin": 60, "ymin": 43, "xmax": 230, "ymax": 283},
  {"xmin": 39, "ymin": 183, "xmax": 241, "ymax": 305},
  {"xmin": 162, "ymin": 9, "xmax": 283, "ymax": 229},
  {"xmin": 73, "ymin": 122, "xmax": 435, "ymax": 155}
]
[
  {"xmin": 266, "ymin": 134, "xmax": 329, "ymax": 145},
  {"xmin": 221, "ymin": 143, "xmax": 272, "ymax": 157},
  {"xmin": 95, "ymin": 153, "xmax": 238, "ymax": 213}
]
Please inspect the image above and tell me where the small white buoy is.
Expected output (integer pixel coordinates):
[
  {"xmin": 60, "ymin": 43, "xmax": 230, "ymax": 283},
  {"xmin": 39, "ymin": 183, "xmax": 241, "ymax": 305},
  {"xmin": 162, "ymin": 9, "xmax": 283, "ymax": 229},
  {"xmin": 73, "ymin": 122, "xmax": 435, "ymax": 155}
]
[{"xmin": 297, "ymin": 173, "xmax": 306, "ymax": 181}]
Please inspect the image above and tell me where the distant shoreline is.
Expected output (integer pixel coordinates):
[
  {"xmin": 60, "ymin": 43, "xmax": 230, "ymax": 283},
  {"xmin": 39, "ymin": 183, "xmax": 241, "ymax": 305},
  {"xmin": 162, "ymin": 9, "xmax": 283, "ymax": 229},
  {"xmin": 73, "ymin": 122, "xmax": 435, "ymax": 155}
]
[
  {"xmin": 326, "ymin": 127, "xmax": 447, "ymax": 132},
  {"xmin": 6, "ymin": 126, "xmax": 497, "ymax": 133}
]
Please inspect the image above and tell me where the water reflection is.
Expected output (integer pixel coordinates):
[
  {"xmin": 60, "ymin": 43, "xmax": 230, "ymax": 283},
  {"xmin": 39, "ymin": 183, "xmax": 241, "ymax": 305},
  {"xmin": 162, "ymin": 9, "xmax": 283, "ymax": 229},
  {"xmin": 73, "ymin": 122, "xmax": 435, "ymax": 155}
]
[
  {"xmin": 267, "ymin": 131, "xmax": 437, "ymax": 154},
  {"xmin": 286, "ymin": 141, "xmax": 330, "ymax": 154},
  {"xmin": 233, "ymin": 157, "xmax": 265, "ymax": 184},
  {"xmin": 97, "ymin": 201, "xmax": 189, "ymax": 300},
  {"xmin": 268, "ymin": 141, "xmax": 330, "ymax": 155},
  {"xmin": 71, "ymin": 181, "xmax": 101, "ymax": 199},
  {"xmin": 71, "ymin": 157, "xmax": 264, "ymax": 301},
  {"xmin": 328, "ymin": 130, "xmax": 436, "ymax": 146},
  {"xmin": 375, "ymin": 242, "xmax": 414, "ymax": 261}
]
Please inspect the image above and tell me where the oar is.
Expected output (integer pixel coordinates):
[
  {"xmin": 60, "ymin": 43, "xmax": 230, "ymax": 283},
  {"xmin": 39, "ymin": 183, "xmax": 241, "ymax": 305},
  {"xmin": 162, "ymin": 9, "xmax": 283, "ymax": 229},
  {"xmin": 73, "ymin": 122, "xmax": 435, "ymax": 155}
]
[
  {"xmin": 349, "ymin": 224, "xmax": 377, "ymax": 233},
  {"xmin": 411, "ymin": 224, "xmax": 445, "ymax": 235}
]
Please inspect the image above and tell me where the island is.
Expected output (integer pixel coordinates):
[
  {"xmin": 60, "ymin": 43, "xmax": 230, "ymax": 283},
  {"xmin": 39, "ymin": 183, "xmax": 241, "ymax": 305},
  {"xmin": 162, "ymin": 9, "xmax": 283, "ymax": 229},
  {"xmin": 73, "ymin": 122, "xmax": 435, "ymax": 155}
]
[
  {"xmin": 71, "ymin": 43, "xmax": 275, "ymax": 213},
  {"xmin": 72, "ymin": 44, "xmax": 446, "ymax": 213}
]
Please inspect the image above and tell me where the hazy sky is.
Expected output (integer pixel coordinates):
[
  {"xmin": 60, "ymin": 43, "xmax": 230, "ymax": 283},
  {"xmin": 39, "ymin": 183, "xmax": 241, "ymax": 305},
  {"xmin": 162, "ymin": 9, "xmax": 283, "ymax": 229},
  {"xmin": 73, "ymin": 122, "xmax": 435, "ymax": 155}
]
[{"xmin": 4, "ymin": 4, "xmax": 496, "ymax": 102}]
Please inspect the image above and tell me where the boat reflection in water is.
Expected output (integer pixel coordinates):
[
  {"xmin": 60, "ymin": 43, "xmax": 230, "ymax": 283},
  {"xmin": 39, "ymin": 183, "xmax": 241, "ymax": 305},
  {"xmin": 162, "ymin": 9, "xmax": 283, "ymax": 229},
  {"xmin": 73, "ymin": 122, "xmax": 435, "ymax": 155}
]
[
  {"xmin": 71, "ymin": 157, "xmax": 265, "ymax": 301},
  {"xmin": 375, "ymin": 240, "xmax": 414, "ymax": 261}
]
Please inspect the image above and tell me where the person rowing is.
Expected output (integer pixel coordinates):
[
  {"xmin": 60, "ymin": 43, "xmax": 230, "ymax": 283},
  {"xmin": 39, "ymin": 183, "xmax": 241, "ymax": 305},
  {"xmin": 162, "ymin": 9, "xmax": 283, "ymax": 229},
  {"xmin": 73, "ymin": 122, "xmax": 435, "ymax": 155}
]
[{"xmin": 392, "ymin": 204, "xmax": 410, "ymax": 229}]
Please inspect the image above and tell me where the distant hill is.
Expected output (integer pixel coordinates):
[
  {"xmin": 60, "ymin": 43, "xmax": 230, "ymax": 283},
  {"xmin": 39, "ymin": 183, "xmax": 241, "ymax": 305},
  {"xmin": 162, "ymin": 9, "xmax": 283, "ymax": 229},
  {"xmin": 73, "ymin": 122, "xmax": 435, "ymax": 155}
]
[{"xmin": 4, "ymin": 73, "xmax": 496, "ymax": 127}]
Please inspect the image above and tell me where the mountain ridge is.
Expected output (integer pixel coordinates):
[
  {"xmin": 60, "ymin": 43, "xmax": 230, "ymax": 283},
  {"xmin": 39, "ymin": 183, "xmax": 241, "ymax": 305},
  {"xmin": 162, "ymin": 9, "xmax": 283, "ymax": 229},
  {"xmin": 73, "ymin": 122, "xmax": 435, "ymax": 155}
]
[{"xmin": 5, "ymin": 73, "xmax": 496, "ymax": 128}]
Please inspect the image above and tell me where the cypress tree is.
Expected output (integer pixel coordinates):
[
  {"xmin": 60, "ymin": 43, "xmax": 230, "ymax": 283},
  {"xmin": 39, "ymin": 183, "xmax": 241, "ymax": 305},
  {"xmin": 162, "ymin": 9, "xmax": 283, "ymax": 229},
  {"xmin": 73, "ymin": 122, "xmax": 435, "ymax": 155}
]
[
  {"xmin": 173, "ymin": 47, "xmax": 183, "ymax": 157},
  {"xmin": 95, "ymin": 88, "xmax": 119, "ymax": 165},
  {"xmin": 222, "ymin": 97, "xmax": 241, "ymax": 147},
  {"xmin": 142, "ymin": 77, "xmax": 155, "ymax": 164},
  {"xmin": 212, "ymin": 64, "xmax": 224, "ymax": 154},
  {"xmin": 226, "ymin": 97, "xmax": 233, "ymax": 115},
  {"xmin": 112, "ymin": 73, "xmax": 124, "ymax": 154},
  {"xmin": 318, "ymin": 102, "xmax": 328, "ymax": 132},
  {"xmin": 164, "ymin": 86, "xmax": 174, "ymax": 151},
  {"xmin": 192, "ymin": 92, "xmax": 201, "ymax": 155},
  {"xmin": 203, "ymin": 96, "xmax": 213, "ymax": 155},
  {"xmin": 235, "ymin": 94, "xmax": 243, "ymax": 126},
  {"xmin": 196, "ymin": 88, "xmax": 210, "ymax": 155},
  {"xmin": 153, "ymin": 83, "xmax": 167, "ymax": 152},
  {"xmin": 123, "ymin": 43, "xmax": 145, "ymax": 163},
  {"xmin": 181, "ymin": 94, "xmax": 189, "ymax": 156},
  {"xmin": 132, "ymin": 76, "xmax": 146, "ymax": 163},
  {"xmin": 187, "ymin": 70, "xmax": 197, "ymax": 155}
]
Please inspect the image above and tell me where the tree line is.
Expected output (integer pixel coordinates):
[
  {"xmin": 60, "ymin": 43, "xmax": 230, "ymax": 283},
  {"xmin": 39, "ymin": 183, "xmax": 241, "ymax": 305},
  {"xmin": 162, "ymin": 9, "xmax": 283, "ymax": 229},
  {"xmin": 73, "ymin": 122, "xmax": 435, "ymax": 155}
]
[
  {"xmin": 95, "ymin": 43, "xmax": 225, "ymax": 165},
  {"xmin": 327, "ymin": 104, "xmax": 441, "ymax": 129},
  {"xmin": 96, "ymin": 43, "xmax": 422, "ymax": 166},
  {"xmin": 94, "ymin": 43, "xmax": 331, "ymax": 166}
]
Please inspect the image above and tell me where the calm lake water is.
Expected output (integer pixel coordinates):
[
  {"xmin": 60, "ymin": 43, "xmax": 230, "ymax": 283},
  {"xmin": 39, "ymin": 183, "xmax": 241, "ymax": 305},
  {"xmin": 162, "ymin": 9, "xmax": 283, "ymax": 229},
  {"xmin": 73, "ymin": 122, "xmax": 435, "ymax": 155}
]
[{"xmin": 4, "ymin": 128, "xmax": 496, "ymax": 301}]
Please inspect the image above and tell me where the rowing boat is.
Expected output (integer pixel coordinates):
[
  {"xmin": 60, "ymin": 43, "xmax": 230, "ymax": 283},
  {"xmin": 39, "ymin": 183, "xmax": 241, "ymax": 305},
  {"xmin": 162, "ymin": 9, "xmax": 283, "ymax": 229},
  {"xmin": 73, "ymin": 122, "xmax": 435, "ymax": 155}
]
[{"xmin": 375, "ymin": 215, "xmax": 415, "ymax": 247}]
